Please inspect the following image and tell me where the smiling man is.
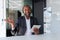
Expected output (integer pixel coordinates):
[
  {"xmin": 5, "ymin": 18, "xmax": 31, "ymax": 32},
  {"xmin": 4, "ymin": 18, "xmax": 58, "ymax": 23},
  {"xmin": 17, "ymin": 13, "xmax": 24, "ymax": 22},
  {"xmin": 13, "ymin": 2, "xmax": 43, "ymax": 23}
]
[{"xmin": 5, "ymin": 5, "xmax": 40, "ymax": 36}]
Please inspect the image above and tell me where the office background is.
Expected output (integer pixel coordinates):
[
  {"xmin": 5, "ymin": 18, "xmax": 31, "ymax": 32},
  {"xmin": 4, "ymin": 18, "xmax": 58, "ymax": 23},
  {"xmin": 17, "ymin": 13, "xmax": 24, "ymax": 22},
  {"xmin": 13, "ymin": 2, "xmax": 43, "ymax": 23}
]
[
  {"xmin": 0, "ymin": 0, "xmax": 60, "ymax": 40},
  {"xmin": 6, "ymin": 0, "xmax": 45, "ymax": 36}
]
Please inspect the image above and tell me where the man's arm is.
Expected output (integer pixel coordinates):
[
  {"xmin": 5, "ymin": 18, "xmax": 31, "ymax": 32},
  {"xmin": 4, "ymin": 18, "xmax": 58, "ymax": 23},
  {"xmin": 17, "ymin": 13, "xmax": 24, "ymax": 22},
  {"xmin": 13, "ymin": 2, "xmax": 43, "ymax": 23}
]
[
  {"xmin": 4, "ymin": 17, "xmax": 19, "ymax": 36},
  {"xmin": 32, "ymin": 17, "xmax": 40, "ymax": 35},
  {"xmin": 11, "ymin": 19, "xmax": 20, "ymax": 36}
]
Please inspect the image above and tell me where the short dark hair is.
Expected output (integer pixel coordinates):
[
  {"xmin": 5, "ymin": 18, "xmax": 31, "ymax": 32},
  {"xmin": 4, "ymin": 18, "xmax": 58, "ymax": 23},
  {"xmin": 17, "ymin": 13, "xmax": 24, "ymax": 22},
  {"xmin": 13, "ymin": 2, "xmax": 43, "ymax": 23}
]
[{"xmin": 22, "ymin": 5, "xmax": 32, "ymax": 13}]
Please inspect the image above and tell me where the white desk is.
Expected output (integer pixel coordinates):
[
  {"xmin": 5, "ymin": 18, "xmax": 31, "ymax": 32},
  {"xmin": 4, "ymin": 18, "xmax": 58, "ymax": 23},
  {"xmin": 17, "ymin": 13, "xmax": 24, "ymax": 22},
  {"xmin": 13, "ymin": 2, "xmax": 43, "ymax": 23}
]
[{"xmin": 0, "ymin": 32, "xmax": 60, "ymax": 40}]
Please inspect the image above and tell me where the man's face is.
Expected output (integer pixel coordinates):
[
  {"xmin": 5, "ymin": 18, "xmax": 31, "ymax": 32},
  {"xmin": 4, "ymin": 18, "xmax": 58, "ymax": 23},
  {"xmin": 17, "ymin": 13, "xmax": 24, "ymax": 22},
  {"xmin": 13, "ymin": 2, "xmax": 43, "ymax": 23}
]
[{"xmin": 23, "ymin": 6, "xmax": 31, "ymax": 17}]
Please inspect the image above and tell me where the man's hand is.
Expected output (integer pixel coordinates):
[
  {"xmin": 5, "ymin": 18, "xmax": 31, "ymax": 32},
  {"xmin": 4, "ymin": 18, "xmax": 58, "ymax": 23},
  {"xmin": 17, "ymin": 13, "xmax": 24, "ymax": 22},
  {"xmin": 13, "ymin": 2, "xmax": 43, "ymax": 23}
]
[
  {"xmin": 33, "ymin": 28, "xmax": 39, "ymax": 35},
  {"xmin": 4, "ymin": 17, "xmax": 15, "ymax": 28}
]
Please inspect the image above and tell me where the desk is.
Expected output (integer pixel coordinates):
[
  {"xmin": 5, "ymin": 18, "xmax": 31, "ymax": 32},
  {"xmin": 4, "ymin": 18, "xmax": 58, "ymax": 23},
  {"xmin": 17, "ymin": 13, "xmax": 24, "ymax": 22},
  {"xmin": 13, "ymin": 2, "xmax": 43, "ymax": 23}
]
[{"xmin": 0, "ymin": 33, "xmax": 60, "ymax": 40}]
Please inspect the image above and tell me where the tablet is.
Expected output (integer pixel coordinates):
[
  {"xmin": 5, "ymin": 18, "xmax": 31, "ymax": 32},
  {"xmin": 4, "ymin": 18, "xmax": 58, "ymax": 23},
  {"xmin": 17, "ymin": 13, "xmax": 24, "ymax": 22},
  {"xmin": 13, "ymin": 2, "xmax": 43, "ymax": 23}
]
[{"xmin": 31, "ymin": 25, "xmax": 41, "ymax": 32}]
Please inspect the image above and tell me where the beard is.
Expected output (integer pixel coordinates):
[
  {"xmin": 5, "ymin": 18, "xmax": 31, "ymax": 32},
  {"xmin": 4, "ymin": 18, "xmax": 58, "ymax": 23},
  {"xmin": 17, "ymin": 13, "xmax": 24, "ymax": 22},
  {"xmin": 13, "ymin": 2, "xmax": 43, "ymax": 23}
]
[{"xmin": 24, "ymin": 13, "xmax": 30, "ymax": 17}]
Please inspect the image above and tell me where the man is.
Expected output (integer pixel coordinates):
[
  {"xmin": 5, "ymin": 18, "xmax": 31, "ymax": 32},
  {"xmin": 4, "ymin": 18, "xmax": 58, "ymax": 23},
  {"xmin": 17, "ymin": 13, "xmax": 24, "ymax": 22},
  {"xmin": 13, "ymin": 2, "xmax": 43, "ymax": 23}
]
[{"xmin": 5, "ymin": 5, "xmax": 40, "ymax": 36}]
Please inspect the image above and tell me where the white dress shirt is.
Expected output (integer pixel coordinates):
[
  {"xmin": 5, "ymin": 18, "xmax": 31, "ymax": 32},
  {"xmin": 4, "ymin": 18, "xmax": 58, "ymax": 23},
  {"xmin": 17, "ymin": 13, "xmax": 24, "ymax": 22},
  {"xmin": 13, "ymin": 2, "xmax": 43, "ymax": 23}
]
[{"xmin": 25, "ymin": 17, "xmax": 31, "ymax": 35}]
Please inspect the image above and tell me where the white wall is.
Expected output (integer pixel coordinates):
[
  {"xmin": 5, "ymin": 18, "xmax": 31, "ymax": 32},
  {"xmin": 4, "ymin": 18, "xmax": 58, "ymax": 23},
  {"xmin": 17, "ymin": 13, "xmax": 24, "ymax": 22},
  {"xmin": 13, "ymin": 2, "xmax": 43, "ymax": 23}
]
[
  {"xmin": 47, "ymin": 0, "xmax": 60, "ymax": 34},
  {"xmin": 0, "ymin": 0, "xmax": 6, "ymax": 37}
]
